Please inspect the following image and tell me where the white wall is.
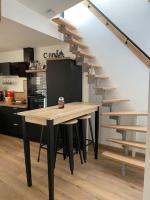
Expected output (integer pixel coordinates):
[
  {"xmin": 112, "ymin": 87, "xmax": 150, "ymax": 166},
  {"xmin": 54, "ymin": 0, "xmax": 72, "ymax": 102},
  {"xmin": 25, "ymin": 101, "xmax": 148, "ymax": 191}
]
[
  {"xmin": 2, "ymin": 0, "xmax": 61, "ymax": 40},
  {"xmin": 143, "ymin": 70, "xmax": 150, "ymax": 200},
  {"xmin": 0, "ymin": 49, "xmax": 23, "ymax": 63},
  {"xmin": 91, "ymin": 0, "xmax": 150, "ymax": 56},
  {"xmin": 0, "ymin": 44, "xmax": 72, "ymax": 64},
  {"xmin": 34, "ymin": 44, "xmax": 74, "ymax": 64},
  {"xmin": 65, "ymin": 3, "xmax": 149, "ymax": 147}
]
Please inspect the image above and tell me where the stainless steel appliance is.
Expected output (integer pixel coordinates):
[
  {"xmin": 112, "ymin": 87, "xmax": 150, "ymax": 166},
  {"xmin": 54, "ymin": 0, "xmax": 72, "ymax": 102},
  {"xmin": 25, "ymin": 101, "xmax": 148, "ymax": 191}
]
[
  {"xmin": 28, "ymin": 96, "xmax": 47, "ymax": 109},
  {"xmin": 27, "ymin": 70, "xmax": 47, "ymax": 109}
]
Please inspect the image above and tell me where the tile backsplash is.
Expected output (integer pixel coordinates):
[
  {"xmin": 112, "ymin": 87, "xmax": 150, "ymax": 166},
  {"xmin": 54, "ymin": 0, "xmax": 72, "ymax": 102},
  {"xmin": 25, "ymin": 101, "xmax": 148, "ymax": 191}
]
[{"xmin": 0, "ymin": 76, "xmax": 27, "ymax": 93}]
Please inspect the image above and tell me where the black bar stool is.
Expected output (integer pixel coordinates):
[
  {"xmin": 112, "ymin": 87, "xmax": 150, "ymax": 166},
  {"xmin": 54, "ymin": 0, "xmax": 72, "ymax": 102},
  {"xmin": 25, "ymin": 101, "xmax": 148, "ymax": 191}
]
[
  {"xmin": 37, "ymin": 126, "xmax": 45, "ymax": 162},
  {"xmin": 78, "ymin": 115, "xmax": 95, "ymax": 162},
  {"xmin": 55, "ymin": 119, "xmax": 83, "ymax": 174},
  {"xmin": 37, "ymin": 125, "xmax": 60, "ymax": 162}
]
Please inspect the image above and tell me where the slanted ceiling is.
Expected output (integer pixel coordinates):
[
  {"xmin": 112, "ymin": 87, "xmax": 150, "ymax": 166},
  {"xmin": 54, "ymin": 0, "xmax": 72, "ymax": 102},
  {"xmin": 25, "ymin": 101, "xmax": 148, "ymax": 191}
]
[
  {"xmin": 0, "ymin": 17, "xmax": 62, "ymax": 52},
  {"xmin": 17, "ymin": 0, "xmax": 82, "ymax": 18}
]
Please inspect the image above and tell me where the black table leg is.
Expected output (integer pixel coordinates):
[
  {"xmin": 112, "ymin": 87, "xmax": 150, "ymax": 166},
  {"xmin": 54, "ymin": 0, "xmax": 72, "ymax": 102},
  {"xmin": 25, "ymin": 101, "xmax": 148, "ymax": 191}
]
[
  {"xmin": 22, "ymin": 116, "xmax": 32, "ymax": 187},
  {"xmin": 82, "ymin": 119, "xmax": 87, "ymax": 163},
  {"xmin": 95, "ymin": 107, "xmax": 100, "ymax": 159},
  {"xmin": 46, "ymin": 120, "xmax": 55, "ymax": 200}
]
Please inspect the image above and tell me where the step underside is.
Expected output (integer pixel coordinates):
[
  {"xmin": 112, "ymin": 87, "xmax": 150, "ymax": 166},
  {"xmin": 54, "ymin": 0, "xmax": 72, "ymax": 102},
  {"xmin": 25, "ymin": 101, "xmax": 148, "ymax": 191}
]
[{"xmin": 59, "ymin": 27, "xmax": 82, "ymax": 40}]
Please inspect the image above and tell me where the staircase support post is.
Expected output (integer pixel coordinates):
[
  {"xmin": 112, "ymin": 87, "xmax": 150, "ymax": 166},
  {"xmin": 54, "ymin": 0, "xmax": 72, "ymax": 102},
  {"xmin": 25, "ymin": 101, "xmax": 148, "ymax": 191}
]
[{"xmin": 121, "ymin": 130, "xmax": 128, "ymax": 176}]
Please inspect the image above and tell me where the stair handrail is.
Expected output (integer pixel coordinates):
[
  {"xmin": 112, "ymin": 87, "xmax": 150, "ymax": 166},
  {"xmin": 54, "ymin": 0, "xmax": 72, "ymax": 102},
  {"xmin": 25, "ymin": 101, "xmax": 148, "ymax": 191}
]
[{"xmin": 84, "ymin": 0, "xmax": 150, "ymax": 67}]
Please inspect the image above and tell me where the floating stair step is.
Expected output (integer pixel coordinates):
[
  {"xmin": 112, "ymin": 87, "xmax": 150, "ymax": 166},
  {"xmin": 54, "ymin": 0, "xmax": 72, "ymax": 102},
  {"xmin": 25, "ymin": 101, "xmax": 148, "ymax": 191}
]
[
  {"xmin": 101, "ymin": 124, "xmax": 147, "ymax": 133},
  {"xmin": 102, "ymin": 111, "xmax": 148, "ymax": 116},
  {"xmin": 82, "ymin": 63, "xmax": 102, "ymax": 68},
  {"xmin": 95, "ymin": 75, "xmax": 109, "ymax": 79},
  {"xmin": 65, "ymin": 38, "xmax": 88, "ymax": 49},
  {"xmin": 107, "ymin": 139, "xmax": 146, "ymax": 150},
  {"xmin": 102, "ymin": 98, "xmax": 129, "ymax": 105},
  {"xmin": 52, "ymin": 17, "xmax": 76, "ymax": 30},
  {"xmin": 102, "ymin": 151, "xmax": 145, "ymax": 169},
  {"xmin": 95, "ymin": 87, "xmax": 116, "ymax": 91},
  {"xmin": 59, "ymin": 27, "xmax": 82, "ymax": 40},
  {"xmin": 86, "ymin": 74, "xmax": 109, "ymax": 79},
  {"xmin": 73, "ymin": 51, "xmax": 95, "ymax": 59}
]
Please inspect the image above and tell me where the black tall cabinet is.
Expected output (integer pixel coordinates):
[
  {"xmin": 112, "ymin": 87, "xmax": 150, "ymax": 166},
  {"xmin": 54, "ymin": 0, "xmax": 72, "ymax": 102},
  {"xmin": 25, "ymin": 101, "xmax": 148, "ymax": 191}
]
[{"xmin": 46, "ymin": 58, "xmax": 82, "ymax": 106}]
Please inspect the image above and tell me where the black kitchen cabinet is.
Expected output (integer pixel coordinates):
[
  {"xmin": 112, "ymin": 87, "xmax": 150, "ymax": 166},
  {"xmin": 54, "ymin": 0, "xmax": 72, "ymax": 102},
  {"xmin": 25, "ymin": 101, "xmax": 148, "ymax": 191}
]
[
  {"xmin": 0, "ymin": 106, "xmax": 43, "ymax": 142},
  {"xmin": 0, "ymin": 63, "xmax": 11, "ymax": 76},
  {"xmin": 10, "ymin": 62, "xmax": 29, "ymax": 77},
  {"xmin": 0, "ymin": 62, "xmax": 29, "ymax": 77},
  {"xmin": 0, "ymin": 107, "xmax": 25, "ymax": 138},
  {"xmin": 46, "ymin": 59, "xmax": 82, "ymax": 106}
]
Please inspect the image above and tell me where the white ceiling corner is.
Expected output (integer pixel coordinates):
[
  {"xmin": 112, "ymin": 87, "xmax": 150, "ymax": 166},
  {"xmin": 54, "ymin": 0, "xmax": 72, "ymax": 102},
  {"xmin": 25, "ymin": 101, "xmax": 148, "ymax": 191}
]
[{"xmin": 17, "ymin": 0, "xmax": 82, "ymax": 18}]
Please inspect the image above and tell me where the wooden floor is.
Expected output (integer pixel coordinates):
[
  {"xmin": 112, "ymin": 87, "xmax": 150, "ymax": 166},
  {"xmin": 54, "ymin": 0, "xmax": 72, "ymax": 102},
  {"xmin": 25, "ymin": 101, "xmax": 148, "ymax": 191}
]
[{"xmin": 0, "ymin": 134, "xmax": 144, "ymax": 200}]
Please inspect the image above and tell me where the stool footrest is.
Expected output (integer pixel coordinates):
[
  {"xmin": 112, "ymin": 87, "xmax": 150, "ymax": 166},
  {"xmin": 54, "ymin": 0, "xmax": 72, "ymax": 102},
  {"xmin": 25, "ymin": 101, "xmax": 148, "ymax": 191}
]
[{"xmin": 85, "ymin": 139, "xmax": 94, "ymax": 146}]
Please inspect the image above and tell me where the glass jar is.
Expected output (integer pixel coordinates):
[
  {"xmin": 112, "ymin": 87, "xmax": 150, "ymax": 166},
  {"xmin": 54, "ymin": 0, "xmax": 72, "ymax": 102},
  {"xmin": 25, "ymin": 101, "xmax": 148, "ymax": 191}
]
[{"xmin": 58, "ymin": 97, "xmax": 64, "ymax": 109}]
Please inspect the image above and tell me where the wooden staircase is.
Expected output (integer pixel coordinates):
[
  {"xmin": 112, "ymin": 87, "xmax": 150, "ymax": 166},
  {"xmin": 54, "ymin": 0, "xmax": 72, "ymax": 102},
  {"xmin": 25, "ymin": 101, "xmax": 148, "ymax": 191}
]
[
  {"xmin": 101, "ymin": 111, "xmax": 147, "ymax": 175},
  {"xmin": 52, "ymin": 16, "xmax": 147, "ymax": 176},
  {"xmin": 52, "ymin": 17, "xmax": 99, "ymax": 68}
]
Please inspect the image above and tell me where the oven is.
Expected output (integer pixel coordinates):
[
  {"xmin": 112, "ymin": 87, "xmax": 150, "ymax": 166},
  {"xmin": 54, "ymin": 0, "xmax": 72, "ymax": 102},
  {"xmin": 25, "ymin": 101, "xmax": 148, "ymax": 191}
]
[{"xmin": 28, "ymin": 96, "xmax": 47, "ymax": 110}]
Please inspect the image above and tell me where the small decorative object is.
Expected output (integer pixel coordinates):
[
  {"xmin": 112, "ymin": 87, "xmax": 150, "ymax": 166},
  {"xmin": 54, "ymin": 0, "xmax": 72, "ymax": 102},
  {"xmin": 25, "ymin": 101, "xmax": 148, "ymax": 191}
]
[
  {"xmin": 42, "ymin": 65, "xmax": 47, "ymax": 70},
  {"xmin": 29, "ymin": 61, "xmax": 37, "ymax": 70},
  {"xmin": 58, "ymin": 97, "xmax": 65, "ymax": 109}
]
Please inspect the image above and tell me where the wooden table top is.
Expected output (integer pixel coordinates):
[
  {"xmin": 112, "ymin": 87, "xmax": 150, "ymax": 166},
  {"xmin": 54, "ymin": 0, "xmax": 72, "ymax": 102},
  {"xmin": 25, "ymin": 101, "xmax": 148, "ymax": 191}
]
[{"xmin": 18, "ymin": 102, "xmax": 99, "ymax": 125}]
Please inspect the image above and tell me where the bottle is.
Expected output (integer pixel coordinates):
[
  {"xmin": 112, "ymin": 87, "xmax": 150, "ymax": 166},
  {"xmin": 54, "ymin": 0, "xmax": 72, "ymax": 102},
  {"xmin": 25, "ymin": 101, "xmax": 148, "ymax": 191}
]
[{"xmin": 58, "ymin": 97, "xmax": 64, "ymax": 109}]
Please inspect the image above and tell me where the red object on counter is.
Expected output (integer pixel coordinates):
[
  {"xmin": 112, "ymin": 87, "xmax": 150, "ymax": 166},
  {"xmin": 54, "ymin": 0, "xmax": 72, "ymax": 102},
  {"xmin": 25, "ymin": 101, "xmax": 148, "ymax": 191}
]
[
  {"xmin": 5, "ymin": 91, "xmax": 15, "ymax": 104},
  {"xmin": 6, "ymin": 91, "xmax": 14, "ymax": 98}
]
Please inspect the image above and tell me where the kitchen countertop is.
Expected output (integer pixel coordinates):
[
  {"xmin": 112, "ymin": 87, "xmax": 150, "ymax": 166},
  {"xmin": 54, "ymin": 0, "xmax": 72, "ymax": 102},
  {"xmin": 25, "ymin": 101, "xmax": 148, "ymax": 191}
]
[{"xmin": 0, "ymin": 101, "xmax": 28, "ymax": 109}]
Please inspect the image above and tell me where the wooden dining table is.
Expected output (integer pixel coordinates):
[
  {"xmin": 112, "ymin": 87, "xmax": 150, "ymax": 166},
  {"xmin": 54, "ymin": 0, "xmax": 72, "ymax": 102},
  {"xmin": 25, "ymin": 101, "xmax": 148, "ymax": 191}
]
[{"xmin": 18, "ymin": 102, "xmax": 100, "ymax": 200}]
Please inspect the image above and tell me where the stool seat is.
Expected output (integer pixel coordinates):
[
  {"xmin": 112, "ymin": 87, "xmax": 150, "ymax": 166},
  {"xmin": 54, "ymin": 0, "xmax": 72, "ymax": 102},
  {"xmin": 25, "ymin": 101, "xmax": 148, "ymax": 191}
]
[
  {"xmin": 62, "ymin": 119, "xmax": 78, "ymax": 125},
  {"xmin": 79, "ymin": 115, "xmax": 91, "ymax": 120}
]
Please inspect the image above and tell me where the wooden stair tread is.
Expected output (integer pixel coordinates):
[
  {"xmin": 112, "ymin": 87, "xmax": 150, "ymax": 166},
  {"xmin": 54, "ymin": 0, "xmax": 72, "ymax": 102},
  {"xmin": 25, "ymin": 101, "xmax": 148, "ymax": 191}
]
[
  {"xmin": 73, "ymin": 51, "xmax": 95, "ymax": 59},
  {"xmin": 101, "ymin": 124, "xmax": 147, "ymax": 133},
  {"xmin": 52, "ymin": 17, "xmax": 76, "ymax": 30},
  {"xmin": 65, "ymin": 38, "xmax": 88, "ymax": 49},
  {"xmin": 107, "ymin": 139, "xmax": 146, "ymax": 149},
  {"xmin": 82, "ymin": 63, "xmax": 102, "ymax": 68},
  {"xmin": 86, "ymin": 74, "xmax": 109, "ymax": 79},
  {"xmin": 102, "ymin": 98, "xmax": 129, "ymax": 104},
  {"xmin": 59, "ymin": 27, "xmax": 82, "ymax": 40},
  {"xmin": 95, "ymin": 87, "xmax": 116, "ymax": 91},
  {"xmin": 102, "ymin": 151, "xmax": 145, "ymax": 169},
  {"xmin": 102, "ymin": 111, "xmax": 148, "ymax": 116}
]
